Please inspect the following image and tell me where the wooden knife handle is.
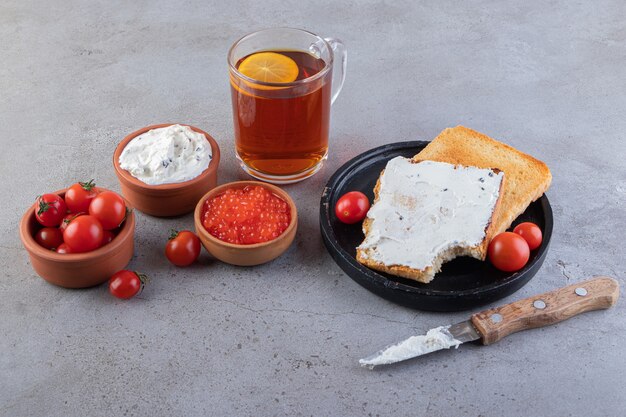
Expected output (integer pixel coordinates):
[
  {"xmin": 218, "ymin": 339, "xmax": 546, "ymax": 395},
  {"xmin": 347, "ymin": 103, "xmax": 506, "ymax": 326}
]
[{"xmin": 471, "ymin": 276, "xmax": 619, "ymax": 345}]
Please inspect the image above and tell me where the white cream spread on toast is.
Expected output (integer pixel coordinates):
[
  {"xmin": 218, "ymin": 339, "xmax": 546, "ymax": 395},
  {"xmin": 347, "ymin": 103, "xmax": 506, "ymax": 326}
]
[{"xmin": 358, "ymin": 157, "xmax": 504, "ymax": 271}]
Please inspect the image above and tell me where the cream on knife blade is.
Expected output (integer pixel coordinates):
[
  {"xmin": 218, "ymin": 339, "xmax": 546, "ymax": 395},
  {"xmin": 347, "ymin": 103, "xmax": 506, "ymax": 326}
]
[{"xmin": 360, "ymin": 277, "xmax": 619, "ymax": 369}]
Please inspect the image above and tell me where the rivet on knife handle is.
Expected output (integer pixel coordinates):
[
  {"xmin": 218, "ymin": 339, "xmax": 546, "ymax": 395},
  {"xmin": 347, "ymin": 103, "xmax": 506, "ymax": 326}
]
[{"xmin": 471, "ymin": 276, "xmax": 619, "ymax": 345}]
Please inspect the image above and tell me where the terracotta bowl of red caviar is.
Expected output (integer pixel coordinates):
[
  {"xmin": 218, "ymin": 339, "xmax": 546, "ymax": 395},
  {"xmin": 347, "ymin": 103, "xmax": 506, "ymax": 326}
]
[
  {"xmin": 19, "ymin": 188, "xmax": 136, "ymax": 289},
  {"xmin": 113, "ymin": 123, "xmax": 221, "ymax": 217},
  {"xmin": 193, "ymin": 181, "xmax": 298, "ymax": 266}
]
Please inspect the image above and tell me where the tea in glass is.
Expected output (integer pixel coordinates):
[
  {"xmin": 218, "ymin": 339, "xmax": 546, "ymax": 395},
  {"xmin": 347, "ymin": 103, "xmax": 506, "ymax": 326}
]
[
  {"xmin": 228, "ymin": 28, "xmax": 347, "ymax": 184},
  {"xmin": 232, "ymin": 50, "xmax": 330, "ymax": 180}
]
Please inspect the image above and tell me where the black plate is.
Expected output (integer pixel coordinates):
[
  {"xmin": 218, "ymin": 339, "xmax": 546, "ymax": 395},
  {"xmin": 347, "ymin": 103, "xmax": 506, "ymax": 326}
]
[{"xmin": 320, "ymin": 141, "xmax": 553, "ymax": 312}]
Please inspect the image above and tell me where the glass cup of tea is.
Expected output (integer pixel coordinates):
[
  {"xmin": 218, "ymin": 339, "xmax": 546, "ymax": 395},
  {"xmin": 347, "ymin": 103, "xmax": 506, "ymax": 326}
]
[{"xmin": 228, "ymin": 28, "xmax": 347, "ymax": 184}]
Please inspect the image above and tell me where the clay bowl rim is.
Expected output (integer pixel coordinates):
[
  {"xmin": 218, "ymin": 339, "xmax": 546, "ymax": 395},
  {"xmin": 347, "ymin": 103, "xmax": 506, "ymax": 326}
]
[
  {"xmin": 19, "ymin": 188, "xmax": 136, "ymax": 263},
  {"xmin": 113, "ymin": 123, "xmax": 221, "ymax": 193},
  {"xmin": 193, "ymin": 180, "xmax": 298, "ymax": 250}
]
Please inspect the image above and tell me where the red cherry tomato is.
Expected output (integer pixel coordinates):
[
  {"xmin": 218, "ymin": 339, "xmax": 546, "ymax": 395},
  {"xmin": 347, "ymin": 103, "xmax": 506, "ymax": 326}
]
[
  {"xmin": 513, "ymin": 222, "xmax": 543, "ymax": 251},
  {"xmin": 101, "ymin": 230, "xmax": 116, "ymax": 246},
  {"xmin": 109, "ymin": 270, "xmax": 147, "ymax": 299},
  {"xmin": 63, "ymin": 215, "xmax": 104, "ymax": 253},
  {"xmin": 65, "ymin": 180, "xmax": 98, "ymax": 213},
  {"xmin": 35, "ymin": 194, "xmax": 67, "ymax": 227},
  {"xmin": 335, "ymin": 191, "xmax": 370, "ymax": 224},
  {"xmin": 488, "ymin": 232, "xmax": 530, "ymax": 272},
  {"xmin": 59, "ymin": 212, "xmax": 85, "ymax": 232},
  {"xmin": 165, "ymin": 230, "xmax": 201, "ymax": 267},
  {"xmin": 34, "ymin": 227, "xmax": 64, "ymax": 250},
  {"xmin": 89, "ymin": 191, "xmax": 126, "ymax": 230},
  {"xmin": 56, "ymin": 243, "xmax": 72, "ymax": 254}
]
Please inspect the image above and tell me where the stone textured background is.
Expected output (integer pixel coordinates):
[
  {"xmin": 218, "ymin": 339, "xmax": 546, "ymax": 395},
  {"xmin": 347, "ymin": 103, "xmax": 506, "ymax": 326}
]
[{"xmin": 1, "ymin": 1, "xmax": 624, "ymax": 416}]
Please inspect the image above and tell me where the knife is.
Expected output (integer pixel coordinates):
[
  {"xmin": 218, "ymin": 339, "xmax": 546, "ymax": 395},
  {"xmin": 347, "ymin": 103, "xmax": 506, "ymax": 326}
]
[{"xmin": 360, "ymin": 276, "xmax": 619, "ymax": 368}]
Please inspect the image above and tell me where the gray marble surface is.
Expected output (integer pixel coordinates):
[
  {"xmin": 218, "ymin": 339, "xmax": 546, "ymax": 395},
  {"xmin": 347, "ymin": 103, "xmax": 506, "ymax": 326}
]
[{"xmin": 1, "ymin": 1, "xmax": 625, "ymax": 416}]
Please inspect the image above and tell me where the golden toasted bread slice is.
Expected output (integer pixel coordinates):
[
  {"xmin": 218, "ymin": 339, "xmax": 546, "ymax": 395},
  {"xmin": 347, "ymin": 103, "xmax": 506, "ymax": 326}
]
[{"xmin": 413, "ymin": 126, "xmax": 551, "ymax": 238}]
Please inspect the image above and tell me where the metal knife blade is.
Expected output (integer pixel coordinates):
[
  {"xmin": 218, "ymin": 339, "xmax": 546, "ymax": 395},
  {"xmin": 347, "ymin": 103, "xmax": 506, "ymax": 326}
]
[
  {"xmin": 359, "ymin": 277, "xmax": 619, "ymax": 369},
  {"xmin": 358, "ymin": 321, "xmax": 480, "ymax": 368}
]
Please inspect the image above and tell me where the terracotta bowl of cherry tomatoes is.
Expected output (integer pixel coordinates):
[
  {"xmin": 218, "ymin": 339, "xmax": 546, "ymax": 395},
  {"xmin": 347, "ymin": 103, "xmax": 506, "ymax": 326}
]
[
  {"xmin": 19, "ymin": 184, "xmax": 135, "ymax": 289},
  {"xmin": 193, "ymin": 181, "xmax": 297, "ymax": 266},
  {"xmin": 113, "ymin": 123, "xmax": 221, "ymax": 217}
]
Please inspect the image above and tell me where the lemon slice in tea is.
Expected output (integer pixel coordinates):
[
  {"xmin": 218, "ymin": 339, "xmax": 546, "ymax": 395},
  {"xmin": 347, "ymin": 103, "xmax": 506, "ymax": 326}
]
[{"xmin": 238, "ymin": 52, "xmax": 299, "ymax": 83}]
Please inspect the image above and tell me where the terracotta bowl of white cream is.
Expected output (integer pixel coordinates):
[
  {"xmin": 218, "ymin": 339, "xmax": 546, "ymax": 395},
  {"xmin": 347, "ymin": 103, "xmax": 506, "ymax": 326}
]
[{"xmin": 113, "ymin": 123, "xmax": 221, "ymax": 217}]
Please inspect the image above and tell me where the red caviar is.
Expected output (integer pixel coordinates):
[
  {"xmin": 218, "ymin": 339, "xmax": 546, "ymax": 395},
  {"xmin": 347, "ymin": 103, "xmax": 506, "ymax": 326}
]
[{"xmin": 202, "ymin": 186, "xmax": 291, "ymax": 245}]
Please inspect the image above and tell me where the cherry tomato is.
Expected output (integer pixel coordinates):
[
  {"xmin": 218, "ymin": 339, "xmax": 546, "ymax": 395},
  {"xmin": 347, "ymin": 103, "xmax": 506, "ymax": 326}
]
[
  {"xmin": 335, "ymin": 191, "xmax": 370, "ymax": 224},
  {"xmin": 35, "ymin": 194, "xmax": 67, "ymax": 227},
  {"xmin": 165, "ymin": 230, "xmax": 201, "ymax": 267},
  {"xmin": 34, "ymin": 227, "xmax": 64, "ymax": 250},
  {"xmin": 109, "ymin": 270, "xmax": 147, "ymax": 299},
  {"xmin": 513, "ymin": 222, "xmax": 543, "ymax": 251},
  {"xmin": 101, "ymin": 230, "xmax": 116, "ymax": 246},
  {"xmin": 56, "ymin": 243, "xmax": 72, "ymax": 254},
  {"xmin": 89, "ymin": 191, "xmax": 126, "ymax": 230},
  {"xmin": 488, "ymin": 232, "xmax": 530, "ymax": 272},
  {"xmin": 65, "ymin": 180, "xmax": 98, "ymax": 213},
  {"xmin": 59, "ymin": 212, "xmax": 85, "ymax": 232},
  {"xmin": 63, "ymin": 215, "xmax": 104, "ymax": 253}
]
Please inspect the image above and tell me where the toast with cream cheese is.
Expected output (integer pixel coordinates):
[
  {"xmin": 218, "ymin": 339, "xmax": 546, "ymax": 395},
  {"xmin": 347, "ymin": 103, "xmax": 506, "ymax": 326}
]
[
  {"xmin": 356, "ymin": 158, "xmax": 505, "ymax": 283},
  {"xmin": 356, "ymin": 126, "xmax": 551, "ymax": 283}
]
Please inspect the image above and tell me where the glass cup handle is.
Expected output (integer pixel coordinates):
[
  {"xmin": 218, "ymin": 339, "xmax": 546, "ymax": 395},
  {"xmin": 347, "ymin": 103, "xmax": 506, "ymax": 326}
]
[{"xmin": 324, "ymin": 37, "xmax": 347, "ymax": 104}]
